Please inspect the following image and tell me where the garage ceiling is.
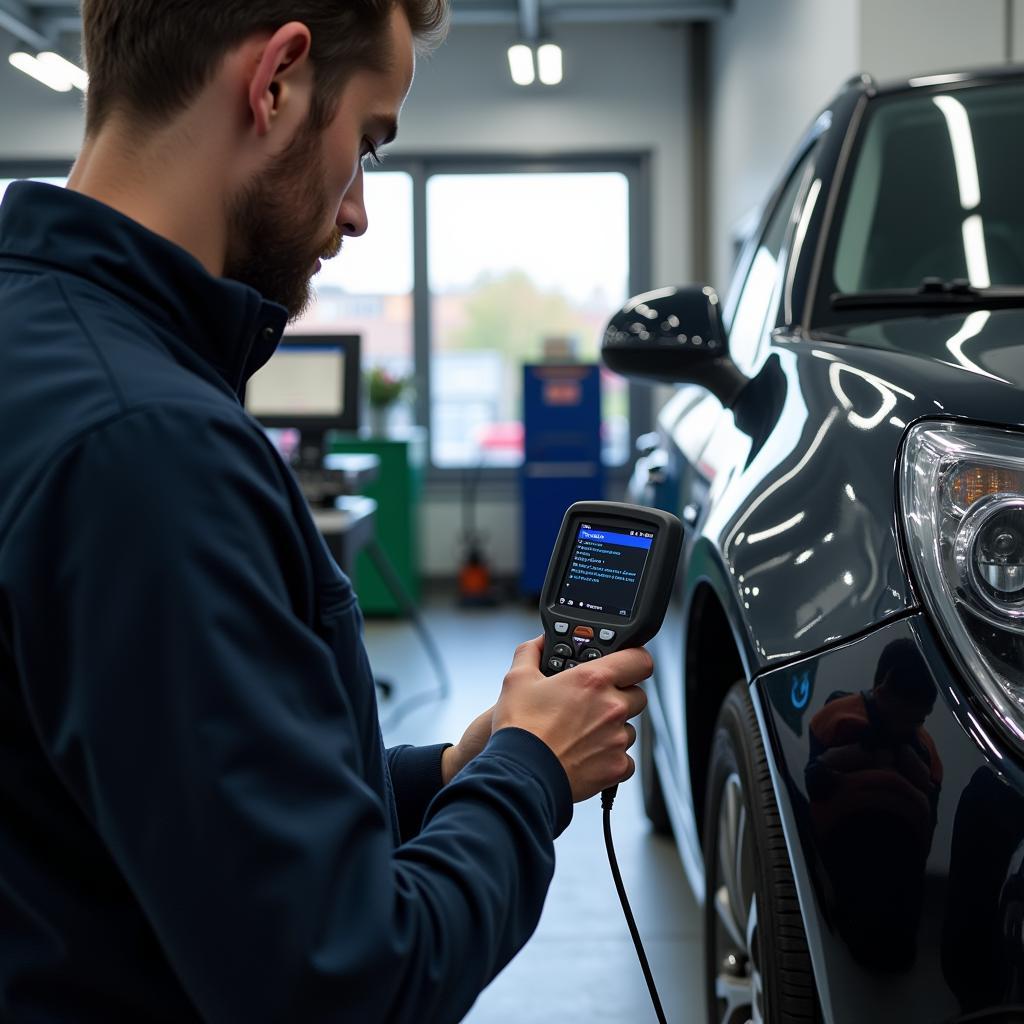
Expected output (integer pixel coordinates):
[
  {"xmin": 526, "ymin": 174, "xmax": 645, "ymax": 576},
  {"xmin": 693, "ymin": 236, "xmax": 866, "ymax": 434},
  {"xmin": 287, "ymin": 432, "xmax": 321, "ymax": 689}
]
[
  {"xmin": 0, "ymin": 0, "xmax": 728, "ymax": 52},
  {"xmin": 452, "ymin": 0, "xmax": 728, "ymax": 25}
]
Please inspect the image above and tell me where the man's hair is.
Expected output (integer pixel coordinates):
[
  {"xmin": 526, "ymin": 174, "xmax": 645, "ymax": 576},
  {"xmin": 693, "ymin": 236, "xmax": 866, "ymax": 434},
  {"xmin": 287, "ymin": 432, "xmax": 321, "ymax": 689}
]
[{"xmin": 80, "ymin": 0, "xmax": 449, "ymax": 135}]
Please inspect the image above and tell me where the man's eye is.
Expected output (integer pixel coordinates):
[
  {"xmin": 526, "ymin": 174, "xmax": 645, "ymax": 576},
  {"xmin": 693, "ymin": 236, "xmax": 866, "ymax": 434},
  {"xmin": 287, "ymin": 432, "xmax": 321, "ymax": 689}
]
[{"xmin": 362, "ymin": 140, "xmax": 384, "ymax": 168}]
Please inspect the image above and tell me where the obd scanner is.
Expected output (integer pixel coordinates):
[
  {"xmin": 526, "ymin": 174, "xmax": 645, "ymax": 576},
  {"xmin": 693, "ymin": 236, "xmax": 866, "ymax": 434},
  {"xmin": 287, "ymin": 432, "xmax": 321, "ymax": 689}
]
[
  {"xmin": 540, "ymin": 501, "xmax": 682, "ymax": 677},
  {"xmin": 539, "ymin": 500, "xmax": 682, "ymax": 1024}
]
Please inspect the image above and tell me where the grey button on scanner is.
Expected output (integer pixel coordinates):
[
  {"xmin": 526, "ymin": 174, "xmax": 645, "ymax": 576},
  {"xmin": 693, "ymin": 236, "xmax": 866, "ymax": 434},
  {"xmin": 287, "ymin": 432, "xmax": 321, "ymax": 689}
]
[
  {"xmin": 554, "ymin": 622, "xmax": 569, "ymax": 634},
  {"xmin": 548, "ymin": 657, "xmax": 565, "ymax": 672},
  {"xmin": 599, "ymin": 629, "xmax": 616, "ymax": 642}
]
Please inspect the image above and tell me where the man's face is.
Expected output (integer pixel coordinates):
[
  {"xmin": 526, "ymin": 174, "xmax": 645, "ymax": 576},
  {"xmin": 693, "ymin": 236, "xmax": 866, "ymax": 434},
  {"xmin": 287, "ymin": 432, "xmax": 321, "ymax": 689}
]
[{"xmin": 224, "ymin": 7, "xmax": 415, "ymax": 318}]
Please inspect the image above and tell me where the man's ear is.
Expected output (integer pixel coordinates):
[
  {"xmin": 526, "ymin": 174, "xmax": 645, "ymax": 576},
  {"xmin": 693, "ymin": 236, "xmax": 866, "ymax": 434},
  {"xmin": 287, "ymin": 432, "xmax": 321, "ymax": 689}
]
[{"xmin": 248, "ymin": 21, "xmax": 314, "ymax": 137}]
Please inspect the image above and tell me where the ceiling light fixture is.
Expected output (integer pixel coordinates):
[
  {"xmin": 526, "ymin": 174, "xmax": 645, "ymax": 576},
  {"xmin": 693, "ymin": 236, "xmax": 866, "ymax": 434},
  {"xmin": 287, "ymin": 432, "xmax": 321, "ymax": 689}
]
[
  {"xmin": 507, "ymin": 44, "xmax": 535, "ymax": 86},
  {"xmin": 37, "ymin": 52, "xmax": 88, "ymax": 92},
  {"xmin": 537, "ymin": 43, "xmax": 563, "ymax": 86},
  {"xmin": 9, "ymin": 51, "xmax": 73, "ymax": 92}
]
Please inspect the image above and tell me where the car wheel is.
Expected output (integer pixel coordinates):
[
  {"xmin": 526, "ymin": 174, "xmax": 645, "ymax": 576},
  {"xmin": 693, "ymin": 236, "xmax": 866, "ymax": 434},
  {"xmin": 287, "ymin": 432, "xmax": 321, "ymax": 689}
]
[
  {"xmin": 640, "ymin": 708, "xmax": 672, "ymax": 836},
  {"xmin": 704, "ymin": 682, "xmax": 819, "ymax": 1024}
]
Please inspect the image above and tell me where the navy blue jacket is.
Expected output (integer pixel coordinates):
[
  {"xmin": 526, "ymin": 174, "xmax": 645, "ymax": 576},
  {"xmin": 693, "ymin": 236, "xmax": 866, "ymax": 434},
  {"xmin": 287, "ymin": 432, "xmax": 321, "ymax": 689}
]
[{"xmin": 0, "ymin": 182, "xmax": 572, "ymax": 1023}]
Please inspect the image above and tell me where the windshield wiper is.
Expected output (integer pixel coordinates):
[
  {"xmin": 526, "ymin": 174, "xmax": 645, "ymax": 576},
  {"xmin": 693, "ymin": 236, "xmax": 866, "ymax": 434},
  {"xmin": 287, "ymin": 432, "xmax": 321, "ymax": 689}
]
[{"xmin": 832, "ymin": 277, "xmax": 1024, "ymax": 310}]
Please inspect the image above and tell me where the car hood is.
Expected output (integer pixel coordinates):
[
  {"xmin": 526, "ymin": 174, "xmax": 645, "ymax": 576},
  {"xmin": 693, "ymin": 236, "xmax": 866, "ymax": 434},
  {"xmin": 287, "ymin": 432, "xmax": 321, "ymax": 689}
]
[{"xmin": 812, "ymin": 307, "xmax": 1024, "ymax": 393}]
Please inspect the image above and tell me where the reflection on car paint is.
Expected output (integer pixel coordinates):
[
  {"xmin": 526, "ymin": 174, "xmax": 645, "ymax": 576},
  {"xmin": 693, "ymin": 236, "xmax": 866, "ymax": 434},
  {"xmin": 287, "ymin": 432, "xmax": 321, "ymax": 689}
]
[
  {"xmin": 758, "ymin": 615, "xmax": 1024, "ymax": 1022},
  {"xmin": 805, "ymin": 638, "xmax": 942, "ymax": 973}
]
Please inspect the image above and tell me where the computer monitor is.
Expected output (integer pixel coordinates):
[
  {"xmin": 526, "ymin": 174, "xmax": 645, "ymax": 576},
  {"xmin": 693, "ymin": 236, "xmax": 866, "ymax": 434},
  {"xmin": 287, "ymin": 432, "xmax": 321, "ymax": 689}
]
[{"xmin": 246, "ymin": 334, "xmax": 361, "ymax": 437}]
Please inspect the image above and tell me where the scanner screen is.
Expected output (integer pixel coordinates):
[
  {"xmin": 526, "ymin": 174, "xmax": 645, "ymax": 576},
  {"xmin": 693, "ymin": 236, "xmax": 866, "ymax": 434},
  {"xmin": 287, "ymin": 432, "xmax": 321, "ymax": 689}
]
[{"xmin": 558, "ymin": 522, "xmax": 656, "ymax": 618}]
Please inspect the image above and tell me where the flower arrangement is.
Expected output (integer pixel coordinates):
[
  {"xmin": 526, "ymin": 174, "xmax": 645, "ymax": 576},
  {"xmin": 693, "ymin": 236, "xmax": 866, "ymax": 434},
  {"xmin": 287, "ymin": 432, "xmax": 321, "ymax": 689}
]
[{"xmin": 366, "ymin": 366, "xmax": 408, "ymax": 408}]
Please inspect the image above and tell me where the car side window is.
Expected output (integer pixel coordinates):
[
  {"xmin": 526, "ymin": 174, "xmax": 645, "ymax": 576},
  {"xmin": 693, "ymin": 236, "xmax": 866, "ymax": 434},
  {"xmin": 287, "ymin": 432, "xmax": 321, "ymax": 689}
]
[{"xmin": 728, "ymin": 146, "xmax": 817, "ymax": 375}]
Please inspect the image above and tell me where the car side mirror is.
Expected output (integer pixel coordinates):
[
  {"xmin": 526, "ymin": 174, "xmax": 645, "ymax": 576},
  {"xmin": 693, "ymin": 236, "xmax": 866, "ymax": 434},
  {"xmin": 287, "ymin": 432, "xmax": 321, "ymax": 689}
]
[{"xmin": 602, "ymin": 285, "xmax": 746, "ymax": 405}]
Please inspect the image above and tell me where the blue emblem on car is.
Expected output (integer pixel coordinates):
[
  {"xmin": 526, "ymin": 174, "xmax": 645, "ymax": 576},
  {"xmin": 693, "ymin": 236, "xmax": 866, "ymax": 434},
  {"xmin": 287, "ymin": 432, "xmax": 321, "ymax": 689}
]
[{"xmin": 791, "ymin": 672, "xmax": 811, "ymax": 710}]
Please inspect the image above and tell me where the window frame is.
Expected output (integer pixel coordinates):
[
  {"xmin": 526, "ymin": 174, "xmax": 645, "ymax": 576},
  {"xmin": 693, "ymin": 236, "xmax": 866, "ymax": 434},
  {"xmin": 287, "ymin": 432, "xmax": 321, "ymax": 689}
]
[
  {"xmin": 394, "ymin": 151, "xmax": 653, "ymax": 485},
  {"xmin": 724, "ymin": 148, "xmax": 817, "ymax": 375}
]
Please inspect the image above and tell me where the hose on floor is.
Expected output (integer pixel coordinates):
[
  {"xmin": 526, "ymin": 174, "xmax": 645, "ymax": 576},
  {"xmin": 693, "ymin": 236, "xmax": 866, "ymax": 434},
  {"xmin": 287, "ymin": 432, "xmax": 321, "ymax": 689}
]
[{"xmin": 366, "ymin": 538, "xmax": 453, "ymax": 734}]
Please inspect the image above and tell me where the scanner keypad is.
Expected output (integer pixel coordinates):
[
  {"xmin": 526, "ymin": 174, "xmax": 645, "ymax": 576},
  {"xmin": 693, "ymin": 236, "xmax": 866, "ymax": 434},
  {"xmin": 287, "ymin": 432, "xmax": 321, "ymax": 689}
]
[{"xmin": 546, "ymin": 622, "xmax": 614, "ymax": 673}]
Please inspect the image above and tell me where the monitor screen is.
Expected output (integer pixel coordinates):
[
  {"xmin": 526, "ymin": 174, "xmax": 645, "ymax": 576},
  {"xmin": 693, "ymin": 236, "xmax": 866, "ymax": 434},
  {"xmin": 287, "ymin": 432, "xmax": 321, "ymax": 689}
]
[
  {"xmin": 247, "ymin": 346, "xmax": 345, "ymax": 418},
  {"xmin": 558, "ymin": 522, "xmax": 657, "ymax": 618},
  {"xmin": 245, "ymin": 334, "xmax": 360, "ymax": 434}
]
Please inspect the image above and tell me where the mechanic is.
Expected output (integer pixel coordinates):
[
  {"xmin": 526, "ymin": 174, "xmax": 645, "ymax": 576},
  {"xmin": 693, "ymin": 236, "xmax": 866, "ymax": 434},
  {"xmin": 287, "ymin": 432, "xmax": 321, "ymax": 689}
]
[{"xmin": 0, "ymin": 2, "xmax": 652, "ymax": 1021}]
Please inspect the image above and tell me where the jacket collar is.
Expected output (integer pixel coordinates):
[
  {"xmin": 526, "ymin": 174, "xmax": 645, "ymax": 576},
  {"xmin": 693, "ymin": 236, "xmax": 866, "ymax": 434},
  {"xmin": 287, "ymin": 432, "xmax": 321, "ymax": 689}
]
[{"xmin": 0, "ymin": 181, "xmax": 288, "ymax": 394}]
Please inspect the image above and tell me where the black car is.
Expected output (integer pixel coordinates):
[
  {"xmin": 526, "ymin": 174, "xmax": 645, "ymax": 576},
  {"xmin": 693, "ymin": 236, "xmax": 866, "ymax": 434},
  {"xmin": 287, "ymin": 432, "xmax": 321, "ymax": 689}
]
[{"xmin": 603, "ymin": 68, "xmax": 1024, "ymax": 1024}]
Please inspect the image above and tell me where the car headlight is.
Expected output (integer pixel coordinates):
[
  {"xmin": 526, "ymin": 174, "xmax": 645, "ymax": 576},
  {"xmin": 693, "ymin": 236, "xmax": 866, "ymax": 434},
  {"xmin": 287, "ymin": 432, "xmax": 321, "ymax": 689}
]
[{"xmin": 902, "ymin": 421, "xmax": 1024, "ymax": 746}]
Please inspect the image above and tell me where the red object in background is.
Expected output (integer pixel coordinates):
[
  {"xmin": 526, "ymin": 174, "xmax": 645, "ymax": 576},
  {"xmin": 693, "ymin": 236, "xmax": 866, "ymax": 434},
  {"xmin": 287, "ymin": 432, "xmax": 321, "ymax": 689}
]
[
  {"xmin": 459, "ymin": 554, "xmax": 492, "ymax": 598},
  {"xmin": 476, "ymin": 421, "xmax": 524, "ymax": 455}
]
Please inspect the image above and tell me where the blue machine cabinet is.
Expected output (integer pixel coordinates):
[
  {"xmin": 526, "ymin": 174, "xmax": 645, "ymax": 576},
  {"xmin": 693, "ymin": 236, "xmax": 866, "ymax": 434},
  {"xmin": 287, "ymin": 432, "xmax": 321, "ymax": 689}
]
[{"xmin": 520, "ymin": 363, "xmax": 604, "ymax": 595}]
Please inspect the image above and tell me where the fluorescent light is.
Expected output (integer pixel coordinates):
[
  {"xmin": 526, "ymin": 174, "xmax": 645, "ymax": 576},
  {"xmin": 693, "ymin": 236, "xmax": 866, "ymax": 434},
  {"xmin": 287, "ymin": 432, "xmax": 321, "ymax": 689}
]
[
  {"xmin": 945, "ymin": 310, "xmax": 1006, "ymax": 382},
  {"xmin": 910, "ymin": 72, "xmax": 970, "ymax": 88},
  {"xmin": 746, "ymin": 512, "xmax": 805, "ymax": 545},
  {"xmin": 962, "ymin": 213, "xmax": 992, "ymax": 288},
  {"xmin": 38, "ymin": 52, "xmax": 88, "ymax": 92},
  {"xmin": 9, "ymin": 52, "xmax": 73, "ymax": 92},
  {"xmin": 507, "ymin": 44, "xmax": 535, "ymax": 86},
  {"xmin": 933, "ymin": 95, "xmax": 981, "ymax": 210},
  {"xmin": 537, "ymin": 43, "xmax": 563, "ymax": 86}
]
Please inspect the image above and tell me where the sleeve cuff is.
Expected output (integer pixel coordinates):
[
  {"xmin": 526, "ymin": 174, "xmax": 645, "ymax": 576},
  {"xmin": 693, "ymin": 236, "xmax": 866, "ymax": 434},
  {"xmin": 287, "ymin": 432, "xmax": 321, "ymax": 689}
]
[
  {"xmin": 483, "ymin": 728, "xmax": 573, "ymax": 837},
  {"xmin": 387, "ymin": 743, "xmax": 452, "ymax": 842}
]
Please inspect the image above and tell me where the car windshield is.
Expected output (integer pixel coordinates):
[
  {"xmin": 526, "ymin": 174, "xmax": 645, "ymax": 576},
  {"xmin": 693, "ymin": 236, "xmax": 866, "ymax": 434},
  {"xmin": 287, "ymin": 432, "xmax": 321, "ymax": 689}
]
[{"xmin": 833, "ymin": 81, "xmax": 1024, "ymax": 294}]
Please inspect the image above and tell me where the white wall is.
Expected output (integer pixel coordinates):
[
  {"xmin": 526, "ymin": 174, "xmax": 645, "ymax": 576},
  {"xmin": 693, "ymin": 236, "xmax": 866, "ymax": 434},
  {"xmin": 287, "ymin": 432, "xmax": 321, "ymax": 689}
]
[
  {"xmin": 708, "ymin": 0, "xmax": 860, "ymax": 293},
  {"xmin": 860, "ymin": 0, "xmax": 1007, "ymax": 81},
  {"xmin": 1015, "ymin": 0, "xmax": 1024, "ymax": 58}
]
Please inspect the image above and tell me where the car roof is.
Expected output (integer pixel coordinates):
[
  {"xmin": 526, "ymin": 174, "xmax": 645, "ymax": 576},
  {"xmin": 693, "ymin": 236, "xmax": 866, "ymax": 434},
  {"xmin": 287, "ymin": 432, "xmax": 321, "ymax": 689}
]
[{"xmin": 838, "ymin": 64, "xmax": 1024, "ymax": 101}]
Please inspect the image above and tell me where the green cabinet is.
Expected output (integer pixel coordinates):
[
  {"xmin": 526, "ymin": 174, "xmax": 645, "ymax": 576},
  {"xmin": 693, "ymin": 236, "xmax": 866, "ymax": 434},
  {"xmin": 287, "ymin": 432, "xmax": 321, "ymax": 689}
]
[{"xmin": 328, "ymin": 429, "xmax": 424, "ymax": 615}]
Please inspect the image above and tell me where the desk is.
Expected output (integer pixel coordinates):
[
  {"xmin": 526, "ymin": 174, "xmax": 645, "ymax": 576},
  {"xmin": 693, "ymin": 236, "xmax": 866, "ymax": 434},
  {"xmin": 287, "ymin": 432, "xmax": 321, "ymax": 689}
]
[
  {"xmin": 323, "ymin": 452, "xmax": 381, "ymax": 493},
  {"xmin": 306, "ymin": 453, "xmax": 380, "ymax": 579},
  {"xmin": 311, "ymin": 496, "xmax": 377, "ymax": 579}
]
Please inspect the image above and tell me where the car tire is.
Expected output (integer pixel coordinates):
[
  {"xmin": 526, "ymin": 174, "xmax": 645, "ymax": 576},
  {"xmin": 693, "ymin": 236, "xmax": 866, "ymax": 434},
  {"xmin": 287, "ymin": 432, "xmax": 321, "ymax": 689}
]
[
  {"xmin": 704, "ymin": 682, "xmax": 819, "ymax": 1024},
  {"xmin": 640, "ymin": 708, "xmax": 673, "ymax": 837}
]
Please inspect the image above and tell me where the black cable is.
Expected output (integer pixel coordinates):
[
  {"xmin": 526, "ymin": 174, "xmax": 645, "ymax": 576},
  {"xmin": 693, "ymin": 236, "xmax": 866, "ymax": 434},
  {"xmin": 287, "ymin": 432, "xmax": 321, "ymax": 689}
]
[
  {"xmin": 366, "ymin": 538, "xmax": 453, "ymax": 733},
  {"xmin": 601, "ymin": 788, "xmax": 669, "ymax": 1024}
]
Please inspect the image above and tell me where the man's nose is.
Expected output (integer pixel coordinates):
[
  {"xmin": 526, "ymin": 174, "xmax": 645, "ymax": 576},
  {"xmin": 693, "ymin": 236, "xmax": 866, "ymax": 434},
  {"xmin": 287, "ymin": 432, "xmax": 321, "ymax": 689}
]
[{"xmin": 338, "ymin": 173, "xmax": 369, "ymax": 238}]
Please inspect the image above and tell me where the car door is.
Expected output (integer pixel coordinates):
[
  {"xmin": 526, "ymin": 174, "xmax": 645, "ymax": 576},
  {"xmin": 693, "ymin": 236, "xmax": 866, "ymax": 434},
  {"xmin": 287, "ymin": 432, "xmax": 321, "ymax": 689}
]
[{"xmin": 655, "ymin": 141, "xmax": 823, "ymax": 797}]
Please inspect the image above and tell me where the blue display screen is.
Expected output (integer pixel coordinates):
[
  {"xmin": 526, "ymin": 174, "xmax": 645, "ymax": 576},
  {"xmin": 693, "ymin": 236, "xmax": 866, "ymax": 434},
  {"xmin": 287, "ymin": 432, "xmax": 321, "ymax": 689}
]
[{"xmin": 558, "ymin": 523, "xmax": 656, "ymax": 618}]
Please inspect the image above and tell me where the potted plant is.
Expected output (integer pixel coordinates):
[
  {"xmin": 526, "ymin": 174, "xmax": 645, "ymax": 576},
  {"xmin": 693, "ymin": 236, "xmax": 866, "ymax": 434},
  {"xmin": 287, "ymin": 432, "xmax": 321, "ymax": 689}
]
[{"xmin": 365, "ymin": 366, "xmax": 408, "ymax": 435}]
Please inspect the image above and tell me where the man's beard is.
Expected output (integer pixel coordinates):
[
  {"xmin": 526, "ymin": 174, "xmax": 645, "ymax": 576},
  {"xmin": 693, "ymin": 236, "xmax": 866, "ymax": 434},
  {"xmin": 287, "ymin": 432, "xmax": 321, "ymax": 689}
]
[{"xmin": 223, "ymin": 120, "xmax": 343, "ymax": 320}]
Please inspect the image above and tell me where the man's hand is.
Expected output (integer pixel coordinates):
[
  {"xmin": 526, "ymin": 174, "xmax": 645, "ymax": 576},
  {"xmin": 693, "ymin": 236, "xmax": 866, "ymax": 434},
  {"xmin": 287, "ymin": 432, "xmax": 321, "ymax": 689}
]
[
  {"xmin": 442, "ymin": 706, "xmax": 495, "ymax": 784},
  {"xmin": 492, "ymin": 636, "xmax": 651, "ymax": 802}
]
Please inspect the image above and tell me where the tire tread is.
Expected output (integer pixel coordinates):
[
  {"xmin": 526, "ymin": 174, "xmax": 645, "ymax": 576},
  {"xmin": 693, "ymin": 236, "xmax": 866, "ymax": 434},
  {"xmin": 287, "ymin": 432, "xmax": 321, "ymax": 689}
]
[{"xmin": 703, "ymin": 682, "xmax": 822, "ymax": 1024}]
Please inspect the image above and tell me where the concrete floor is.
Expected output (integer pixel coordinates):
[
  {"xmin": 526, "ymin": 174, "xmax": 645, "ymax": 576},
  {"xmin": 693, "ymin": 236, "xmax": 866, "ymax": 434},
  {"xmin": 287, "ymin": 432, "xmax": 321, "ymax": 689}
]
[{"xmin": 366, "ymin": 595, "xmax": 706, "ymax": 1024}]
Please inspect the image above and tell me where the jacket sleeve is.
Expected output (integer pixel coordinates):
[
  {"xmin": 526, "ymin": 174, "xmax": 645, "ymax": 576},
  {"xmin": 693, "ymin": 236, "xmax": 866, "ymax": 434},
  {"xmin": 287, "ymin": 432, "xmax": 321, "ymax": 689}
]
[
  {"xmin": 386, "ymin": 744, "xmax": 451, "ymax": 842},
  {"xmin": 7, "ymin": 404, "xmax": 572, "ymax": 1024}
]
